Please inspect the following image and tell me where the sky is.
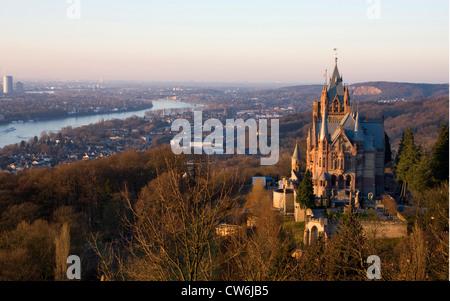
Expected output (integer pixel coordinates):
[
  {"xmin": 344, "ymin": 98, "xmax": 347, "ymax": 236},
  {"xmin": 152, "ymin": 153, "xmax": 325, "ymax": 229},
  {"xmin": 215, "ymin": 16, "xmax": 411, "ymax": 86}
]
[{"xmin": 0, "ymin": 0, "xmax": 448, "ymax": 84}]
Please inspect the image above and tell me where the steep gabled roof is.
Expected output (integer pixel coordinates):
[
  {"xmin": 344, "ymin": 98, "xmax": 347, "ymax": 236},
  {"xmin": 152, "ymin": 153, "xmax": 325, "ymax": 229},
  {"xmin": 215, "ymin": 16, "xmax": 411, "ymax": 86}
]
[
  {"xmin": 353, "ymin": 112, "xmax": 364, "ymax": 141},
  {"xmin": 292, "ymin": 143, "xmax": 300, "ymax": 159},
  {"xmin": 319, "ymin": 107, "xmax": 329, "ymax": 141},
  {"xmin": 327, "ymin": 58, "xmax": 345, "ymax": 104}
]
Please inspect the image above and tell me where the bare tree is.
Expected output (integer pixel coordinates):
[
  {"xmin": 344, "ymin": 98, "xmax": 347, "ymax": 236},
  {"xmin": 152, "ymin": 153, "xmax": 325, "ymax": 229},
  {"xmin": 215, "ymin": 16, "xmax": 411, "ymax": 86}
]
[
  {"xmin": 117, "ymin": 155, "xmax": 239, "ymax": 281},
  {"xmin": 397, "ymin": 222, "xmax": 428, "ymax": 280},
  {"xmin": 382, "ymin": 194, "xmax": 398, "ymax": 217},
  {"xmin": 219, "ymin": 180, "xmax": 297, "ymax": 281},
  {"xmin": 54, "ymin": 223, "xmax": 70, "ymax": 281}
]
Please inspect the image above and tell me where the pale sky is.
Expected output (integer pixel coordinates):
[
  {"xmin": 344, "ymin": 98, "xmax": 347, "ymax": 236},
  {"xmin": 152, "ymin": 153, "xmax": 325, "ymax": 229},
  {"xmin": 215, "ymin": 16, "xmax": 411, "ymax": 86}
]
[{"xmin": 0, "ymin": 0, "xmax": 448, "ymax": 83}]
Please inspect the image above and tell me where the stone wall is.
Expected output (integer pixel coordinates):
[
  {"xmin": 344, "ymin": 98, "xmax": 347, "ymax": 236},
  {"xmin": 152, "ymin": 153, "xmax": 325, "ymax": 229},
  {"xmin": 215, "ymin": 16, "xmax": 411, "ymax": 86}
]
[
  {"xmin": 273, "ymin": 188, "xmax": 294, "ymax": 214},
  {"xmin": 361, "ymin": 219, "xmax": 407, "ymax": 239},
  {"xmin": 294, "ymin": 206, "xmax": 313, "ymax": 222}
]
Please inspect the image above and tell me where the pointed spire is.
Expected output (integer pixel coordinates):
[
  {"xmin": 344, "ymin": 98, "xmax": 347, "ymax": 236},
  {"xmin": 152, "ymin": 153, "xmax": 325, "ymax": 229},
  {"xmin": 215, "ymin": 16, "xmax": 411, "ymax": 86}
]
[
  {"xmin": 320, "ymin": 107, "xmax": 328, "ymax": 141},
  {"xmin": 344, "ymin": 85, "xmax": 350, "ymax": 105},
  {"xmin": 292, "ymin": 143, "xmax": 300, "ymax": 159},
  {"xmin": 320, "ymin": 85, "xmax": 329, "ymax": 101},
  {"xmin": 354, "ymin": 111, "xmax": 364, "ymax": 141},
  {"xmin": 320, "ymin": 86, "xmax": 329, "ymax": 115}
]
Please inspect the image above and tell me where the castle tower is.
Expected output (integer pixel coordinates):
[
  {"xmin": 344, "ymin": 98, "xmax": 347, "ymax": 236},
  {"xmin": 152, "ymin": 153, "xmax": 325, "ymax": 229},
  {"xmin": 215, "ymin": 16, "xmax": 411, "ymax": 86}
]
[
  {"xmin": 344, "ymin": 85, "xmax": 351, "ymax": 114},
  {"xmin": 354, "ymin": 111, "xmax": 364, "ymax": 142},
  {"xmin": 305, "ymin": 55, "xmax": 385, "ymax": 201},
  {"xmin": 320, "ymin": 86, "xmax": 329, "ymax": 117},
  {"xmin": 319, "ymin": 107, "xmax": 329, "ymax": 142},
  {"xmin": 326, "ymin": 58, "xmax": 351, "ymax": 117},
  {"xmin": 291, "ymin": 143, "xmax": 301, "ymax": 181}
]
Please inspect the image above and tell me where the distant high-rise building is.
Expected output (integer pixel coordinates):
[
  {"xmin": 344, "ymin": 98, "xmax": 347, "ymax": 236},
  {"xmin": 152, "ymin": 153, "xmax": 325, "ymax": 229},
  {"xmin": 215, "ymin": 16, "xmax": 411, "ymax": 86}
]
[
  {"xmin": 3, "ymin": 76, "xmax": 13, "ymax": 94},
  {"xmin": 16, "ymin": 82, "xmax": 24, "ymax": 93}
]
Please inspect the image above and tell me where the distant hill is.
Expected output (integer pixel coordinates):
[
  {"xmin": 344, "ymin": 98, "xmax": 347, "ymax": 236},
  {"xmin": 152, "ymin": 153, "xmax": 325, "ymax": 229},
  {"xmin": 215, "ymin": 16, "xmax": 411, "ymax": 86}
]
[
  {"xmin": 279, "ymin": 95, "xmax": 449, "ymax": 157},
  {"xmin": 348, "ymin": 82, "xmax": 449, "ymax": 102},
  {"xmin": 275, "ymin": 82, "xmax": 448, "ymax": 103}
]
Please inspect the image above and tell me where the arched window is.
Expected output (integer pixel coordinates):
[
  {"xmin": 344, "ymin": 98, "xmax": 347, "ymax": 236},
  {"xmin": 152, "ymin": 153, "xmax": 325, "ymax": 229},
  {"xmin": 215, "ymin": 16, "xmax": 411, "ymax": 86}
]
[
  {"xmin": 346, "ymin": 175, "xmax": 351, "ymax": 187},
  {"xmin": 331, "ymin": 175, "xmax": 337, "ymax": 186},
  {"xmin": 338, "ymin": 175, "xmax": 344, "ymax": 189},
  {"xmin": 310, "ymin": 226, "xmax": 319, "ymax": 244}
]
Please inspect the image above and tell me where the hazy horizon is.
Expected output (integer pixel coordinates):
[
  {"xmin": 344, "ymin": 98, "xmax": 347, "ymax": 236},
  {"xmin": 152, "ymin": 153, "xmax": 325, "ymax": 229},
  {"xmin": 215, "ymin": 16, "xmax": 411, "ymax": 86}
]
[{"xmin": 0, "ymin": 0, "xmax": 448, "ymax": 84}]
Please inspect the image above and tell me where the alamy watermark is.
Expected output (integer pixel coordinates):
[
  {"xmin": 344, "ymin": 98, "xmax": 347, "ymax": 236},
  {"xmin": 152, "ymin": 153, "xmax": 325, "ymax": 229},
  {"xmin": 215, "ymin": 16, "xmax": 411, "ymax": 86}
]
[
  {"xmin": 170, "ymin": 111, "xmax": 279, "ymax": 165},
  {"xmin": 366, "ymin": 255, "xmax": 381, "ymax": 280},
  {"xmin": 366, "ymin": 0, "xmax": 381, "ymax": 20},
  {"xmin": 66, "ymin": 0, "xmax": 81, "ymax": 20},
  {"xmin": 66, "ymin": 255, "xmax": 81, "ymax": 280}
]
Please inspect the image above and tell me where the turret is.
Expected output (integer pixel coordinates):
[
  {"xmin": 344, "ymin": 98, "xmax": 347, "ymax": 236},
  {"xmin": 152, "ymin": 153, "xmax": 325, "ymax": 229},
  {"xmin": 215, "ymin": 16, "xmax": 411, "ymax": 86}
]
[
  {"xmin": 291, "ymin": 143, "xmax": 301, "ymax": 180},
  {"xmin": 320, "ymin": 86, "xmax": 329, "ymax": 116},
  {"xmin": 319, "ymin": 107, "xmax": 329, "ymax": 141},
  {"xmin": 344, "ymin": 85, "xmax": 350, "ymax": 106},
  {"xmin": 354, "ymin": 111, "xmax": 364, "ymax": 141},
  {"xmin": 306, "ymin": 127, "xmax": 311, "ymax": 150}
]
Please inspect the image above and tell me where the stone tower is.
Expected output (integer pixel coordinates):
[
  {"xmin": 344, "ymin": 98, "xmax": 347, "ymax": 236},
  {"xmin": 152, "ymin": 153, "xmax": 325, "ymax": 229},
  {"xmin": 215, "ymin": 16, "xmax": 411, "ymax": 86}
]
[
  {"xmin": 305, "ymin": 57, "xmax": 385, "ymax": 199},
  {"xmin": 291, "ymin": 143, "xmax": 301, "ymax": 181}
]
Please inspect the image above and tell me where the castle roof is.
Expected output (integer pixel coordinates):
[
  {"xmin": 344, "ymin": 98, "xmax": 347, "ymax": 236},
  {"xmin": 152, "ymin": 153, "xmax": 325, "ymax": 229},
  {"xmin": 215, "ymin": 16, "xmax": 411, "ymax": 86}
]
[
  {"xmin": 312, "ymin": 113, "xmax": 383, "ymax": 150},
  {"xmin": 310, "ymin": 57, "xmax": 383, "ymax": 151},
  {"xmin": 353, "ymin": 111, "xmax": 364, "ymax": 141},
  {"xmin": 292, "ymin": 143, "xmax": 300, "ymax": 159},
  {"xmin": 318, "ymin": 172, "xmax": 328, "ymax": 180},
  {"xmin": 327, "ymin": 58, "xmax": 345, "ymax": 104},
  {"xmin": 319, "ymin": 107, "xmax": 329, "ymax": 141}
]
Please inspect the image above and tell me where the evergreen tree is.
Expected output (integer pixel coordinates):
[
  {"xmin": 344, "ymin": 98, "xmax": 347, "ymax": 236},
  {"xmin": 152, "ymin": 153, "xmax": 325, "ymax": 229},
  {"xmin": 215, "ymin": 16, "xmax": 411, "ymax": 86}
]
[
  {"xmin": 396, "ymin": 127, "xmax": 420, "ymax": 199},
  {"xmin": 396, "ymin": 130, "xmax": 417, "ymax": 174},
  {"xmin": 296, "ymin": 169, "xmax": 315, "ymax": 209},
  {"xmin": 384, "ymin": 131, "xmax": 392, "ymax": 165},
  {"xmin": 408, "ymin": 154, "xmax": 433, "ymax": 192},
  {"xmin": 395, "ymin": 131, "xmax": 406, "ymax": 166},
  {"xmin": 430, "ymin": 123, "xmax": 449, "ymax": 182}
]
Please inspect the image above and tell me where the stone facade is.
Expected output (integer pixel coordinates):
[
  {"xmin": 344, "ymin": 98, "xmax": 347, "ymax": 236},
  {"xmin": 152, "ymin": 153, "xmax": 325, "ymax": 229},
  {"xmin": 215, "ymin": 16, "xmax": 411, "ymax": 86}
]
[
  {"xmin": 273, "ymin": 178, "xmax": 295, "ymax": 215},
  {"xmin": 304, "ymin": 58, "xmax": 385, "ymax": 200},
  {"xmin": 361, "ymin": 219, "xmax": 407, "ymax": 239}
]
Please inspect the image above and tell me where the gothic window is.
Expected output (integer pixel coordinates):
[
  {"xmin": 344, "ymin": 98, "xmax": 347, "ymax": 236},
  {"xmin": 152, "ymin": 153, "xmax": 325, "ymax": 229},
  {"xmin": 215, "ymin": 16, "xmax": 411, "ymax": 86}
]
[
  {"xmin": 331, "ymin": 175, "xmax": 337, "ymax": 186},
  {"xmin": 338, "ymin": 175, "xmax": 344, "ymax": 189},
  {"xmin": 346, "ymin": 175, "xmax": 351, "ymax": 187}
]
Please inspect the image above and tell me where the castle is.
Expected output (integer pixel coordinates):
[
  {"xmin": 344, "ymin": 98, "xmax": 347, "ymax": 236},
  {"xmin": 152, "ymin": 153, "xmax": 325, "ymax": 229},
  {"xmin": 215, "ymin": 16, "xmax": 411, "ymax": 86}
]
[
  {"xmin": 268, "ymin": 57, "xmax": 407, "ymax": 245},
  {"xmin": 292, "ymin": 57, "xmax": 385, "ymax": 201}
]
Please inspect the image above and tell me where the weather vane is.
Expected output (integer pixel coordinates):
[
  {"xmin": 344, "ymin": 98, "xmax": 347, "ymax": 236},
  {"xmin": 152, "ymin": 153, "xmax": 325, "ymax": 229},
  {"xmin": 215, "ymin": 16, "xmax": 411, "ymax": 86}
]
[{"xmin": 334, "ymin": 48, "xmax": 338, "ymax": 62}]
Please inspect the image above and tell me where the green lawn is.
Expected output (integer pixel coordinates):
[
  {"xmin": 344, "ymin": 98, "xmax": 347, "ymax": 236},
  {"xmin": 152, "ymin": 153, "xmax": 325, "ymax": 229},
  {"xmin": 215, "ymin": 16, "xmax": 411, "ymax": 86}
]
[
  {"xmin": 324, "ymin": 209, "xmax": 380, "ymax": 221},
  {"xmin": 281, "ymin": 215, "xmax": 305, "ymax": 245}
]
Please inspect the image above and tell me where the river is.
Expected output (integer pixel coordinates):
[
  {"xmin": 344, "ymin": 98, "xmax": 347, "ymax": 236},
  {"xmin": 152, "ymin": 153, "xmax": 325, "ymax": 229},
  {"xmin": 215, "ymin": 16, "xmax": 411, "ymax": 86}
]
[{"xmin": 0, "ymin": 100, "xmax": 199, "ymax": 148}]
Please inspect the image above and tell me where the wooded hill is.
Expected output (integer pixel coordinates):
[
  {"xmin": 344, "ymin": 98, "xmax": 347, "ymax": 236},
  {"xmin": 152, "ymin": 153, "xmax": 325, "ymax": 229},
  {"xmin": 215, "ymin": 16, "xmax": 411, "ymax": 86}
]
[
  {"xmin": 279, "ymin": 95, "xmax": 449, "ymax": 156},
  {"xmin": 271, "ymin": 81, "xmax": 448, "ymax": 105}
]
